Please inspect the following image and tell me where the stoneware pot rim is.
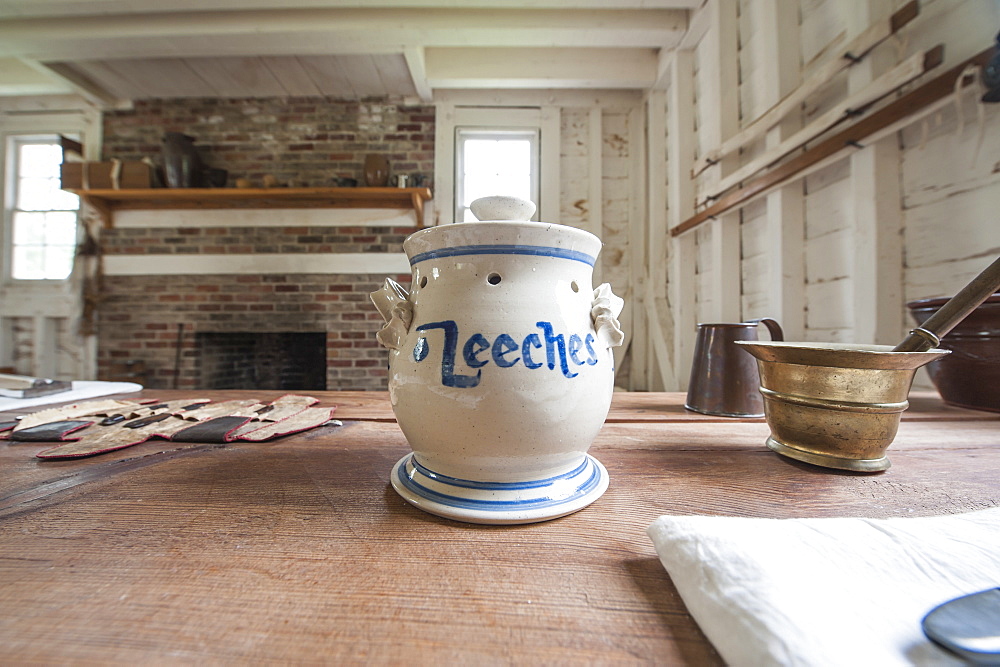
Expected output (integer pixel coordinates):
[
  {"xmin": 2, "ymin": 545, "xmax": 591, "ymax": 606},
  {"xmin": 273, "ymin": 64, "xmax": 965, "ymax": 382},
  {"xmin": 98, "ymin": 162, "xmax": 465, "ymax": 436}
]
[{"xmin": 907, "ymin": 292, "xmax": 1000, "ymax": 309}]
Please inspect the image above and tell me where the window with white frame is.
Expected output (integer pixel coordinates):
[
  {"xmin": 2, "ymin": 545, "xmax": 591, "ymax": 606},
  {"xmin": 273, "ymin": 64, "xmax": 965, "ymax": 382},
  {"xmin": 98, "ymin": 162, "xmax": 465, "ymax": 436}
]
[
  {"xmin": 6, "ymin": 136, "xmax": 79, "ymax": 280},
  {"xmin": 455, "ymin": 128, "xmax": 539, "ymax": 222}
]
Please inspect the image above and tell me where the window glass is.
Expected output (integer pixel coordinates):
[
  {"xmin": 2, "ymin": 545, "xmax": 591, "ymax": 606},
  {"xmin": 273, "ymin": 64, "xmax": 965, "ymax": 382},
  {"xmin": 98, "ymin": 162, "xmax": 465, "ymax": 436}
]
[
  {"xmin": 456, "ymin": 129, "xmax": 538, "ymax": 223},
  {"xmin": 7, "ymin": 137, "xmax": 79, "ymax": 280}
]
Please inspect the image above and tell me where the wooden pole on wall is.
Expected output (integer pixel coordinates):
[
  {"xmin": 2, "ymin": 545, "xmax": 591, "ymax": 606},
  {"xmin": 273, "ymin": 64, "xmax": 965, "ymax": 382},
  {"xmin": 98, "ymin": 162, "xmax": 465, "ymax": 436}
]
[{"xmin": 668, "ymin": 45, "xmax": 993, "ymax": 238}]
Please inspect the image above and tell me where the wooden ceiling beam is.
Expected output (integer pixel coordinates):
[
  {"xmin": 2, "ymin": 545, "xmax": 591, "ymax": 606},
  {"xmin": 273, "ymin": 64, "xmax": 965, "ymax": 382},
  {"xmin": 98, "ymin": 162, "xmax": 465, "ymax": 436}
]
[
  {"xmin": 426, "ymin": 47, "xmax": 659, "ymax": 90},
  {"xmin": 0, "ymin": 0, "xmax": 702, "ymax": 18},
  {"xmin": 17, "ymin": 59, "xmax": 127, "ymax": 109},
  {"xmin": 0, "ymin": 9, "xmax": 687, "ymax": 61}
]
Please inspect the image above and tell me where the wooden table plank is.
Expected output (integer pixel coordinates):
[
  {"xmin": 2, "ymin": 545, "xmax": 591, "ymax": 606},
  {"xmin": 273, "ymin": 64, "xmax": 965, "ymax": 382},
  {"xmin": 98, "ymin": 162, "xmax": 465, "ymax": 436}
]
[
  {"xmin": 1, "ymin": 392, "xmax": 997, "ymax": 664},
  {"xmin": 0, "ymin": 389, "xmax": 389, "ymax": 423},
  {"xmin": 4, "ymin": 389, "xmax": 993, "ymax": 426}
]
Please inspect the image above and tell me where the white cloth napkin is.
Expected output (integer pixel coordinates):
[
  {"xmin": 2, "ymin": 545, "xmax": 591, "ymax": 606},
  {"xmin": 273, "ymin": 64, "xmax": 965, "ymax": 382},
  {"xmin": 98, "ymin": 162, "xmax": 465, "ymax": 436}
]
[
  {"xmin": 647, "ymin": 508, "xmax": 1000, "ymax": 666},
  {"xmin": 0, "ymin": 380, "xmax": 142, "ymax": 413}
]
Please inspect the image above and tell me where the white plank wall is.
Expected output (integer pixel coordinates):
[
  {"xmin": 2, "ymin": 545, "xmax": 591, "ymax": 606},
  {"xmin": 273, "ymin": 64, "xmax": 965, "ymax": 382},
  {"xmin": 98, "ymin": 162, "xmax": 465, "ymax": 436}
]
[
  {"xmin": 651, "ymin": 0, "xmax": 998, "ymax": 392},
  {"xmin": 600, "ymin": 109, "xmax": 639, "ymax": 386},
  {"xmin": 553, "ymin": 97, "xmax": 647, "ymax": 388}
]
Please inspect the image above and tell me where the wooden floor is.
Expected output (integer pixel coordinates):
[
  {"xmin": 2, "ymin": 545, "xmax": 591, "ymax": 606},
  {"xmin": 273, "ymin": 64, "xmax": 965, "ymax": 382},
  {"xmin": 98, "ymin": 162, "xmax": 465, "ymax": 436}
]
[{"xmin": 1, "ymin": 390, "xmax": 997, "ymax": 663}]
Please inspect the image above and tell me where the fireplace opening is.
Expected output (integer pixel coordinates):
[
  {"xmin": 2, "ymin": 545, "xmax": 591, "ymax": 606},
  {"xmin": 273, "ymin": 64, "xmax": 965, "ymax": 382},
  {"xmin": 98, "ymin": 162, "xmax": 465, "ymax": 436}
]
[{"xmin": 196, "ymin": 332, "xmax": 327, "ymax": 390}]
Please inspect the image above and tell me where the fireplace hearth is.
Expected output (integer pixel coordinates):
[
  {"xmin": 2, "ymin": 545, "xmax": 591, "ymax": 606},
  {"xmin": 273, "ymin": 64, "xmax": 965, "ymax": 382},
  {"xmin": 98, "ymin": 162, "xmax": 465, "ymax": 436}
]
[{"xmin": 196, "ymin": 332, "xmax": 327, "ymax": 390}]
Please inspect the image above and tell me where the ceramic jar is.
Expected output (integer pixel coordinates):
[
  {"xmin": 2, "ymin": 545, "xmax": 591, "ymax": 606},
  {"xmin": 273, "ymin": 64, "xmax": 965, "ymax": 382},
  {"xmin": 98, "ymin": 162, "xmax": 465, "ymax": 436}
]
[{"xmin": 371, "ymin": 196, "xmax": 624, "ymax": 524}]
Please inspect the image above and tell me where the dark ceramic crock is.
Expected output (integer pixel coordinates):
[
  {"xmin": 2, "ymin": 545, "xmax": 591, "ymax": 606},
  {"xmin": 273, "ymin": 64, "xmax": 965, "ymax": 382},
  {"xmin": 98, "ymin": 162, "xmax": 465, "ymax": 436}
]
[{"xmin": 907, "ymin": 293, "xmax": 1000, "ymax": 412}]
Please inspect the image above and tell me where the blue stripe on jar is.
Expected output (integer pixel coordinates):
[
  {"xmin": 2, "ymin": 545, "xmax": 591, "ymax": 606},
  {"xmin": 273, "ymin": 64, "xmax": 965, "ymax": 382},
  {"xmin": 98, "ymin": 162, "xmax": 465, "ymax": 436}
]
[
  {"xmin": 409, "ymin": 244, "xmax": 596, "ymax": 267},
  {"xmin": 397, "ymin": 454, "xmax": 602, "ymax": 511},
  {"xmin": 411, "ymin": 456, "xmax": 590, "ymax": 490}
]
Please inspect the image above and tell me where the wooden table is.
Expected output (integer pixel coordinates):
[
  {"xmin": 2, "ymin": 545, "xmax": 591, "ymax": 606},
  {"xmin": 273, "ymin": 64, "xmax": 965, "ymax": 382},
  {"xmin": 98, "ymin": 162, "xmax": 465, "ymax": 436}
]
[{"xmin": 1, "ymin": 391, "xmax": 997, "ymax": 663}]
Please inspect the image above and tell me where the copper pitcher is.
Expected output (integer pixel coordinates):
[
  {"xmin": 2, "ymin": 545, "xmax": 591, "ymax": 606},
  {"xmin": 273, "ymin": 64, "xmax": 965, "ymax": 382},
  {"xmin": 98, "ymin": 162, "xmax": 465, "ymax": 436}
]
[{"xmin": 685, "ymin": 318, "xmax": 783, "ymax": 417}]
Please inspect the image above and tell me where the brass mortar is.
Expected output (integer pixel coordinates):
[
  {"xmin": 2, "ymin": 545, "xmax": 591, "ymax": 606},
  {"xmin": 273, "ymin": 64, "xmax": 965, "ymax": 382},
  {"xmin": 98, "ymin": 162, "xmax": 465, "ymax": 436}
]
[{"xmin": 735, "ymin": 341, "xmax": 949, "ymax": 472}]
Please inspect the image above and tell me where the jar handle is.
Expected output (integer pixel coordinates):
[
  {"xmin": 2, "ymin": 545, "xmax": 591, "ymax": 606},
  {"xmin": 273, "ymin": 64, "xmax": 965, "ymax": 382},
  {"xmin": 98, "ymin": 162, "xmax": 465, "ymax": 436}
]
[
  {"xmin": 592, "ymin": 283, "xmax": 625, "ymax": 347},
  {"xmin": 746, "ymin": 317, "xmax": 784, "ymax": 341},
  {"xmin": 370, "ymin": 278, "xmax": 412, "ymax": 350}
]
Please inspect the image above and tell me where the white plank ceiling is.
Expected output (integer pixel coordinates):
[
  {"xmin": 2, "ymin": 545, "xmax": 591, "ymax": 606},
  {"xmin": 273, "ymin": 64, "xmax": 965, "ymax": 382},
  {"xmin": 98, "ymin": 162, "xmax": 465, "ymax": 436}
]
[{"xmin": 0, "ymin": 0, "xmax": 699, "ymax": 105}]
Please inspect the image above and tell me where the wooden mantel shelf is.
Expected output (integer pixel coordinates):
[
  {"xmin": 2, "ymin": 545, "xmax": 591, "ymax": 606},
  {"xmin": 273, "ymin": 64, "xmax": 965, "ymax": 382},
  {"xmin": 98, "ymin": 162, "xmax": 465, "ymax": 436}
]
[{"xmin": 69, "ymin": 187, "xmax": 433, "ymax": 228}]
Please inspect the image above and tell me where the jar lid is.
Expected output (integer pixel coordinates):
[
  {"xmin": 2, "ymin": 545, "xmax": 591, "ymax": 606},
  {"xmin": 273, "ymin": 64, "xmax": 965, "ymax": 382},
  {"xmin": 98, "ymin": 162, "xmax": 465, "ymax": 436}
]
[
  {"xmin": 467, "ymin": 196, "xmax": 536, "ymax": 222},
  {"xmin": 403, "ymin": 196, "xmax": 602, "ymax": 267}
]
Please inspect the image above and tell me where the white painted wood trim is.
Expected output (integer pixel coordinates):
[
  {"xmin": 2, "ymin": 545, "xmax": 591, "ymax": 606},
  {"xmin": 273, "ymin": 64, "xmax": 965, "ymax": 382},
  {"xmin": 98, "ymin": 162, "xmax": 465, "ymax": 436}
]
[
  {"xmin": 847, "ymin": 0, "xmax": 906, "ymax": 347},
  {"xmin": 667, "ymin": 49, "xmax": 696, "ymax": 391},
  {"xmin": 540, "ymin": 105, "xmax": 561, "ymax": 225},
  {"xmin": 760, "ymin": 0, "xmax": 805, "ymax": 338},
  {"xmin": 432, "ymin": 89, "xmax": 644, "ymax": 108},
  {"xmin": 704, "ymin": 0, "xmax": 741, "ymax": 322},
  {"xmin": 587, "ymin": 107, "xmax": 604, "ymax": 285},
  {"xmin": 627, "ymin": 104, "xmax": 647, "ymax": 390},
  {"xmin": 403, "ymin": 46, "xmax": 433, "ymax": 102},
  {"xmin": 678, "ymin": 0, "xmax": 711, "ymax": 50},
  {"xmin": 111, "ymin": 208, "xmax": 418, "ymax": 228},
  {"xmin": 103, "ymin": 253, "xmax": 411, "ymax": 276},
  {"xmin": 851, "ymin": 138, "xmax": 904, "ymax": 344},
  {"xmin": 644, "ymin": 280, "xmax": 675, "ymax": 390},
  {"xmin": 644, "ymin": 89, "xmax": 674, "ymax": 389},
  {"xmin": 645, "ymin": 90, "xmax": 669, "ymax": 301},
  {"xmin": 432, "ymin": 101, "xmax": 455, "ymax": 226},
  {"xmin": 425, "ymin": 47, "xmax": 659, "ymax": 90},
  {"xmin": 705, "ymin": 215, "xmax": 741, "ymax": 321}
]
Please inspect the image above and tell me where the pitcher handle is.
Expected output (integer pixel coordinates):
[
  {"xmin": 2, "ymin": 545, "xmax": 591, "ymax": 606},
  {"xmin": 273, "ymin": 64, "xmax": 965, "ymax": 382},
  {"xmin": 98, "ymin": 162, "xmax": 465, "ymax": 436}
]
[{"xmin": 746, "ymin": 317, "xmax": 783, "ymax": 341}]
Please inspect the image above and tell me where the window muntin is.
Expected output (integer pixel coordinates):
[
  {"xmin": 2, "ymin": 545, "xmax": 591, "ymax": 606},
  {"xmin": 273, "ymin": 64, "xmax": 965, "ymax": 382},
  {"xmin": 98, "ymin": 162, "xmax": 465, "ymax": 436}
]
[
  {"xmin": 455, "ymin": 128, "xmax": 539, "ymax": 222},
  {"xmin": 7, "ymin": 137, "xmax": 79, "ymax": 280}
]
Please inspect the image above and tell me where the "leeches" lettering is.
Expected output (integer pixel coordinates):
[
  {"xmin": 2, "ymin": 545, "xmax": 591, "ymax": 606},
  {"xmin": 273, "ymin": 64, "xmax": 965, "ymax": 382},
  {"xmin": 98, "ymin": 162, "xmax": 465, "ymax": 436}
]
[{"xmin": 413, "ymin": 320, "xmax": 599, "ymax": 388}]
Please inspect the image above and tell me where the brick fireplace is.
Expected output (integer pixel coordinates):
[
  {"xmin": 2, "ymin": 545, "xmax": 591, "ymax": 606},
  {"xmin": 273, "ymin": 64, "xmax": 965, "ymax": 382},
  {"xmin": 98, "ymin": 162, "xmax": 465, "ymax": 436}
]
[
  {"xmin": 96, "ymin": 224, "xmax": 413, "ymax": 391},
  {"xmin": 93, "ymin": 95, "xmax": 432, "ymax": 391},
  {"xmin": 195, "ymin": 331, "xmax": 327, "ymax": 390}
]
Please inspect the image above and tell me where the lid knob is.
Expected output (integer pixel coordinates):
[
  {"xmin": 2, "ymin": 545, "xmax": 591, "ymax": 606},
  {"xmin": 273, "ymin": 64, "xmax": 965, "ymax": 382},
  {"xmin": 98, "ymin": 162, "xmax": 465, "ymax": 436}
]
[{"xmin": 469, "ymin": 196, "xmax": 536, "ymax": 222}]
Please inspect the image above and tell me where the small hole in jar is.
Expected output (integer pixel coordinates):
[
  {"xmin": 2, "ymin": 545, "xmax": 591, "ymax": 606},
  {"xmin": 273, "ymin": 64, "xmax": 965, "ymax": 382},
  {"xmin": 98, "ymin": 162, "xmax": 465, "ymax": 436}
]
[
  {"xmin": 571, "ymin": 281, "xmax": 580, "ymax": 293},
  {"xmin": 419, "ymin": 275, "xmax": 428, "ymax": 288},
  {"xmin": 487, "ymin": 273, "xmax": 502, "ymax": 285}
]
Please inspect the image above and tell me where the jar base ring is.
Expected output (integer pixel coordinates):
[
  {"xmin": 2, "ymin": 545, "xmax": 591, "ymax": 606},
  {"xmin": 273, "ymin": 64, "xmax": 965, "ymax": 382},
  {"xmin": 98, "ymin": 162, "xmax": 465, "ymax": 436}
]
[{"xmin": 390, "ymin": 453, "xmax": 609, "ymax": 524}]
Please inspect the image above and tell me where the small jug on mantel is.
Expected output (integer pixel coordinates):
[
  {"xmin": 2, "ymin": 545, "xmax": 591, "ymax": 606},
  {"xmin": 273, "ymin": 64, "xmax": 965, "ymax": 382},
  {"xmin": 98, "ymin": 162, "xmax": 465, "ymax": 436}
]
[{"xmin": 370, "ymin": 195, "xmax": 625, "ymax": 525}]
